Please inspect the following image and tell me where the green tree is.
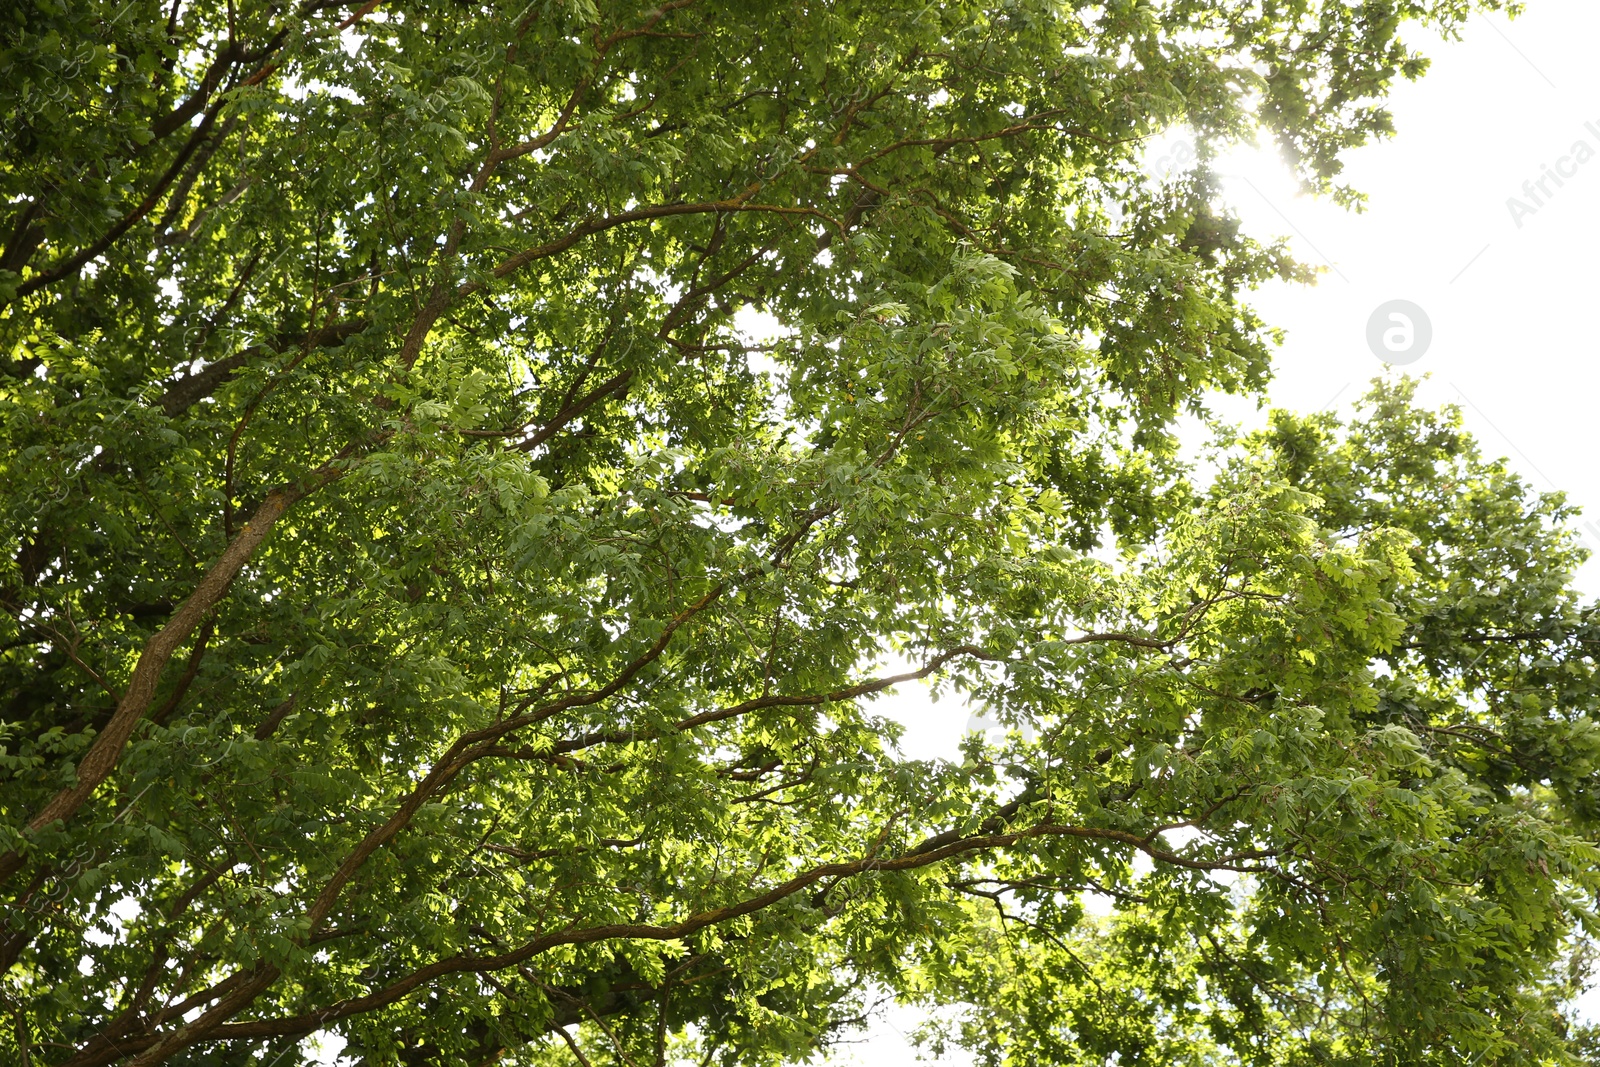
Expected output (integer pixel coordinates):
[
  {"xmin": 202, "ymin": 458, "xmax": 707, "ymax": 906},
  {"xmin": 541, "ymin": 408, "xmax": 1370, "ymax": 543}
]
[{"xmin": 2, "ymin": 1, "xmax": 1596, "ymax": 1065}]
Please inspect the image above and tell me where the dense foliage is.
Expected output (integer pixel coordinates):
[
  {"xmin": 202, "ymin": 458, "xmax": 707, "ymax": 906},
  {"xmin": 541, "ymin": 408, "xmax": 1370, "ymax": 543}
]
[{"xmin": 4, "ymin": 1, "xmax": 1598, "ymax": 1065}]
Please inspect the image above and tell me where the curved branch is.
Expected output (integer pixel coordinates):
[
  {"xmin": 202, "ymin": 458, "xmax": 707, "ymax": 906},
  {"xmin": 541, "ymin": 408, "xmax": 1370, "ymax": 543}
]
[
  {"xmin": 88, "ymin": 817, "xmax": 1277, "ymax": 1058},
  {"xmin": 464, "ymin": 197, "xmax": 839, "ymax": 303},
  {"xmin": 300, "ymin": 585, "xmax": 726, "ymax": 933},
  {"xmin": 15, "ymin": 108, "xmax": 224, "ymax": 300},
  {"xmin": 157, "ymin": 319, "xmax": 368, "ymax": 417},
  {"xmin": 0, "ymin": 465, "xmax": 347, "ymax": 886}
]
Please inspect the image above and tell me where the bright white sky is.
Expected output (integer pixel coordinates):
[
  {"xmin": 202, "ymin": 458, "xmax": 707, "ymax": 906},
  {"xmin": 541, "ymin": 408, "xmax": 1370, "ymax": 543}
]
[
  {"xmin": 1206, "ymin": 0, "xmax": 1600, "ymax": 595},
  {"xmin": 839, "ymin": 2, "xmax": 1600, "ymax": 1061}
]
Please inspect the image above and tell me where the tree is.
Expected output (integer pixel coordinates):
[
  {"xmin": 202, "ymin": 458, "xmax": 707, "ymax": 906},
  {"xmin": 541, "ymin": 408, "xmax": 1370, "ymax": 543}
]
[{"xmin": 3, "ymin": 0, "xmax": 1597, "ymax": 1064}]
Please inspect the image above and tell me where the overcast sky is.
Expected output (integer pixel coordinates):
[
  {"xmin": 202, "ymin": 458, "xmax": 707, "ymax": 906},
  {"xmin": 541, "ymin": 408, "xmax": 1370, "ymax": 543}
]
[{"xmin": 843, "ymin": 3, "xmax": 1600, "ymax": 1061}]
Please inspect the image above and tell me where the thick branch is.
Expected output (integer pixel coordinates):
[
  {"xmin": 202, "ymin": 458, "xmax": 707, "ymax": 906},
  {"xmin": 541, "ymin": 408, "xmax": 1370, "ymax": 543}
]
[
  {"xmin": 300, "ymin": 586, "xmax": 725, "ymax": 933},
  {"xmin": 0, "ymin": 468, "xmax": 345, "ymax": 886},
  {"xmin": 94, "ymin": 818, "xmax": 1276, "ymax": 1058},
  {"xmin": 157, "ymin": 319, "xmax": 368, "ymax": 417},
  {"xmin": 16, "ymin": 110, "xmax": 224, "ymax": 299}
]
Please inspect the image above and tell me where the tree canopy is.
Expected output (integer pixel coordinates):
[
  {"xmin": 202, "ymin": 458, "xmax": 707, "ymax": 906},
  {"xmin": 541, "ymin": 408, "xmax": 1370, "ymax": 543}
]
[{"xmin": 4, "ymin": 1, "xmax": 1598, "ymax": 1065}]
